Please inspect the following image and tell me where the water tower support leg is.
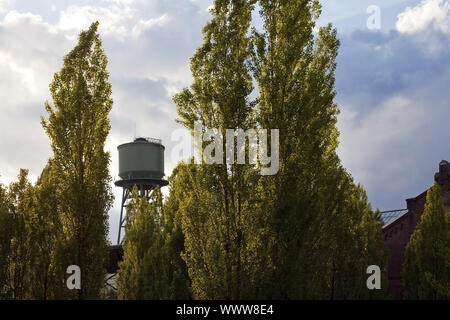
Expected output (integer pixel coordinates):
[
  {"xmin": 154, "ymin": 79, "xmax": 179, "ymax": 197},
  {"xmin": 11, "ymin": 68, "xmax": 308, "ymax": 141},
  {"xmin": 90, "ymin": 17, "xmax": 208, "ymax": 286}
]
[{"xmin": 117, "ymin": 187, "xmax": 130, "ymax": 245}]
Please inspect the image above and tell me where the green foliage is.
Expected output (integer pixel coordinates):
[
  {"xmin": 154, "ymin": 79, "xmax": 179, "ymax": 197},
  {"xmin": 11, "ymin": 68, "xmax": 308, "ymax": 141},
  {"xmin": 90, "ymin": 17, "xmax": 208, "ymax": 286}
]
[
  {"xmin": 162, "ymin": 171, "xmax": 192, "ymax": 299},
  {"xmin": 25, "ymin": 161, "xmax": 64, "ymax": 299},
  {"xmin": 0, "ymin": 181, "xmax": 10, "ymax": 298},
  {"xmin": 173, "ymin": 0, "xmax": 266, "ymax": 299},
  {"xmin": 117, "ymin": 185, "xmax": 191, "ymax": 299},
  {"xmin": 0, "ymin": 170, "xmax": 33, "ymax": 299},
  {"xmin": 0, "ymin": 1, "xmax": 392, "ymax": 300},
  {"xmin": 40, "ymin": 21, "xmax": 114, "ymax": 299},
  {"xmin": 118, "ymin": 187, "xmax": 162, "ymax": 299},
  {"xmin": 169, "ymin": 0, "xmax": 388, "ymax": 299},
  {"xmin": 0, "ymin": 22, "xmax": 114, "ymax": 300},
  {"xmin": 403, "ymin": 182, "xmax": 450, "ymax": 299}
]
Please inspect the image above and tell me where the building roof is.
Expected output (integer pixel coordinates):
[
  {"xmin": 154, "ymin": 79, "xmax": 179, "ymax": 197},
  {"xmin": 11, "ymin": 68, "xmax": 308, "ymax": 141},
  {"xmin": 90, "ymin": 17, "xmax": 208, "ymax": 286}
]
[{"xmin": 381, "ymin": 209, "xmax": 408, "ymax": 228}]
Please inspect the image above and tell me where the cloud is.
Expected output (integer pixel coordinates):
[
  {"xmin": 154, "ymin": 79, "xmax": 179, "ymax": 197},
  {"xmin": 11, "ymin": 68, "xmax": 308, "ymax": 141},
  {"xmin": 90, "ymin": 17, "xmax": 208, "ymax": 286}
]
[
  {"xmin": 0, "ymin": 0, "xmax": 11, "ymax": 13},
  {"xmin": 4, "ymin": 9, "xmax": 49, "ymax": 28},
  {"xmin": 0, "ymin": 1, "xmax": 212, "ymax": 241},
  {"xmin": 337, "ymin": 85, "xmax": 450, "ymax": 209},
  {"xmin": 132, "ymin": 13, "xmax": 170, "ymax": 37},
  {"xmin": 1, "ymin": 0, "xmax": 448, "ymax": 240},
  {"xmin": 105, "ymin": 0, "xmax": 135, "ymax": 5},
  {"xmin": 396, "ymin": 0, "xmax": 449, "ymax": 34},
  {"xmin": 0, "ymin": 10, "xmax": 73, "ymax": 186},
  {"xmin": 57, "ymin": 4, "xmax": 133, "ymax": 38},
  {"xmin": 335, "ymin": 7, "xmax": 450, "ymax": 209}
]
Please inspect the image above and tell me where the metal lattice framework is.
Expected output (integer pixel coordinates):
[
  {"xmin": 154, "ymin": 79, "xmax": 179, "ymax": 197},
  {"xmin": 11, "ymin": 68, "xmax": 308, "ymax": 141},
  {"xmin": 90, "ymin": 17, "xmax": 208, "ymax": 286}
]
[
  {"xmin": 380, "ymin": 209, "xmax": 408, "ymax": 227},
  {"xmin": 106, "ymin": 179, "xmax": 167, "ymax": 294},
  {"xmin": 116, "ymin": 179, "xmax": 168, "ymax": 245}
]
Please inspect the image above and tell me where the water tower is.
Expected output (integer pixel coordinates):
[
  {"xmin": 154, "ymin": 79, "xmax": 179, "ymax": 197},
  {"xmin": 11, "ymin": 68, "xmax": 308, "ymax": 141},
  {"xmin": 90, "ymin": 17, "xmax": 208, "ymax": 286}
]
[{"xmin": 114, "ymin": 137, "xmax": 169, "ymax": 244}]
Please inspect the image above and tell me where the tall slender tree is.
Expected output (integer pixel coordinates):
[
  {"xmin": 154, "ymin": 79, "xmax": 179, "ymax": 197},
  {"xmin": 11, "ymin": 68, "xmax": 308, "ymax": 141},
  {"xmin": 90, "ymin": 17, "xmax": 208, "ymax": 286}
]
[
  {"xmin": 41, "ymin": 21, "xmax": 114, "ymax": 299},
  {"xmin": 118, "ymin": 179, "xmax": 192, "ymax": 299},
  {"xmin": 403, "ymin": 182, "xmax": 450, "ymax": 299},
  {"xmin": 170, "ymin": 0, "xmax": 387, "ymax": 299},
  {"xmin": 161, "ymin": 169, "xmax": 192, "ymax": 299},
  {"xmin": 251, "ymin": 0, "xmax": 372, "ymax": 299},
  {"xmin": 0, "ymin": 181, "xmax": 10, "ymax": 299},
  {"xmin": 117, "ymin": 187, "xmax": 167, "ymax": 299},
  {"xmin": 0, "ymin": 170, "xmax": 34, "ymax": 299},
  {"xmin": 24, "ymin": 161, "xmax": 62, "ymax": 299},
  {"xmin": 173, "ymin": 0, "xmax": 261, "ymax": 299}
]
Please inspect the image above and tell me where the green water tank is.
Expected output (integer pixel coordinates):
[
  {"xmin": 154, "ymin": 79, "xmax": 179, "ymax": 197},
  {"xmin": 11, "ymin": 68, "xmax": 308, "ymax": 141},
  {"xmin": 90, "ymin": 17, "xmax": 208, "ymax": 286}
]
[{"xmin": 118, "ymin": 137, "xmax": 165, "ymax": 180}]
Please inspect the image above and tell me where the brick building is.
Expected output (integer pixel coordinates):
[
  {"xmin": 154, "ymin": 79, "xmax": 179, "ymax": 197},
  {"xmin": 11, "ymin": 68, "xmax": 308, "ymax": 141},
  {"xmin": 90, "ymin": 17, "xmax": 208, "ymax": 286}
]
[{"xmin": 382, "ymin": 160, "xmax": 450, "ymax": 299}]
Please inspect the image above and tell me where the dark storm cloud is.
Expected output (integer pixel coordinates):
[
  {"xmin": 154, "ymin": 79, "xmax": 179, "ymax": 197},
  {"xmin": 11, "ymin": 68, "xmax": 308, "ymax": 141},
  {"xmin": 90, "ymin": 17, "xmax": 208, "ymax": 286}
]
[
  {"xmin": 335, "ymin": 26, "xmax": 450, "ymax": 210},
  {"xmin": 336, "ymin": 28, "xmax": 450, "ymax": 114}
]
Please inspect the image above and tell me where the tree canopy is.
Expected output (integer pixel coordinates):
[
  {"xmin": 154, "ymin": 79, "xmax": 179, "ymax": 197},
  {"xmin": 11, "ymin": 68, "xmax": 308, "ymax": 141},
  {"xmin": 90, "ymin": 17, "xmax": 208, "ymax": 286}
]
[{"xmin": 403, "ymin": 182, "xmax": 450, "ymax": 299}]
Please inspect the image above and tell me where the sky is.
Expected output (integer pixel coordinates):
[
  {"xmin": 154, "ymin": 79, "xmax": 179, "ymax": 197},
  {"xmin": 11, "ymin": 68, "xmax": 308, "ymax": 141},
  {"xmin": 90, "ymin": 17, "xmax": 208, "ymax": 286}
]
[{"xmin": 0, "ymin": 0, "xmax": 449, "ymax": 243}]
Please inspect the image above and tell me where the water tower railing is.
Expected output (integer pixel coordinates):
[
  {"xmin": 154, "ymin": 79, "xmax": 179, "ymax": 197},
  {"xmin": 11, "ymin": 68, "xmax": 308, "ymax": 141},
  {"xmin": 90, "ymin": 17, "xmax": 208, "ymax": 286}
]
[{"xmin": 141, "ymin": 137, "xmax": 162, "ymax": 145}]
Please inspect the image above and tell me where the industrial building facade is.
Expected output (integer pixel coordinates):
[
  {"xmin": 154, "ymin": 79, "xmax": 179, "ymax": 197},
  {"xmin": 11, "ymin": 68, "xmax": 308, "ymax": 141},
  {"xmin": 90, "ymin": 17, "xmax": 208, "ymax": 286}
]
[{"xmin": 382, "ymin": 160, "xmax": 450, "ymax": 299}]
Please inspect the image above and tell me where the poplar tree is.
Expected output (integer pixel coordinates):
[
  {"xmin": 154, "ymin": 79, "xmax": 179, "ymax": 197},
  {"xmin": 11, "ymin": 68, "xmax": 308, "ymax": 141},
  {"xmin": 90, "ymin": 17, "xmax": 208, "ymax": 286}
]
[
  {"xmin": 323, "ymin": 183, "xmax": 387, "ymax": 299},
  {"xmin": 117, "ymin": 187, "xmax": 167, "ymax": 299},
  {"xmin": 170, "ymin": 0, "xmax": 387, "ymax": 299},
  {"xmin": 173, "ymin": 0, "xmax": 260, "ymax": 299},
  {"xmin": 41, "ymin": 21, "xmax": 113, "ymax": 299},
  {"xmin": 24, "ymin": 161, "xmax": 62, "ymax": 299},
  {"xmin": 0, "ymin": 170, "xmax": 34, "ymax": 299},
  {"xmin": 0, "ymin": 181, "xmax": 9, "ymax": 299},
  {"xmin": 161, "ymin": 169, "xmax": 192, "ymax": 299},
  {"xmin": 118, "ymin": 178, "xmax": 192, "ymax": 299},
  {"xmin": 403, "ymin": 182, "xmax": 450, "ymax": 299},
  {"xmin": 251, "ymin": 0, "xmax": 351, "ymax": 298}
]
